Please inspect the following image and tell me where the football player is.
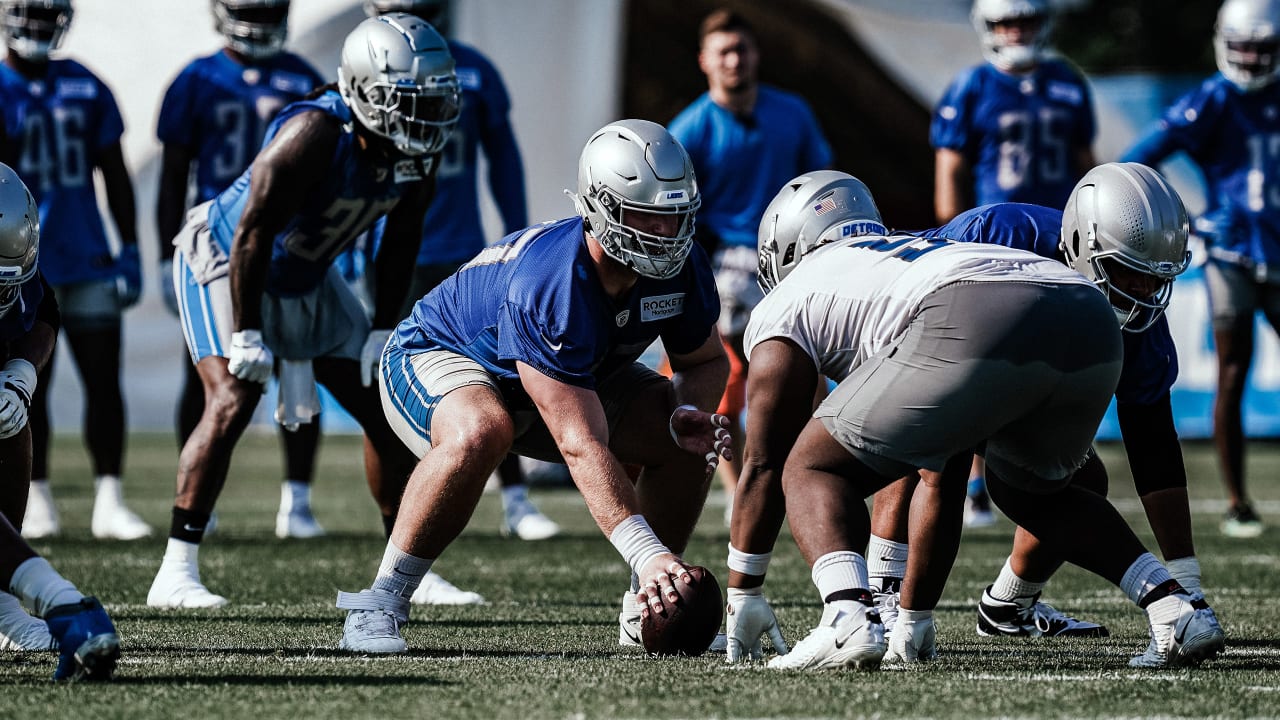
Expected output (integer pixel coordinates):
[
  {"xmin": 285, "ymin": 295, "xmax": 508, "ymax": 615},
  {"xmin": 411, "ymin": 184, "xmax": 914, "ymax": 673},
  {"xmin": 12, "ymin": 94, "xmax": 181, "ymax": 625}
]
[
  {"xmin": 156, "ymin": 0, "xmax": 327, "ymax": 541},
  {"xmin": 145, "ymin": 13, "xmax": 457, "ymax": 609},
  {"xmin": 1122, "ymin": 0, "xmax": 1280, "ymax": 539},
  {"xmin": 0, "ymin": 162, "xmax": 120, "ymax": 681},
  {"xmin": 865, "ymin": 164, "xmax": 1221, "ymax": 666},
  {"xmin": 723, "ymin": 171, "xmax": 1224, "ymax": 671},
  {"xmin": 334, "ymin": 119, "xmax": 731, "ymax": 654},
  {"xmin": 361, "ymin": 1, "xmax": 561, "ymax": 571},
  {"xmin": 0, "ymin": 0, "xmax": 151, "ymax": 541},
  {"xmin": 669, "ymin": 8, "xmax": 833, "ymax": 526},
  {"xmin": 932, "ymin": 0, "xmax": 1097, "ymax": 526}
]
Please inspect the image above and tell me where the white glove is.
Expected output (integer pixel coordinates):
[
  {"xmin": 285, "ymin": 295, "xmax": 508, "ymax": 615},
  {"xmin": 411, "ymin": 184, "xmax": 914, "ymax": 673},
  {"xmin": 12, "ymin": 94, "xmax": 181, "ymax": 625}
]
[
  {"xmin": 725, "ymin": 586, "xmax": 788, "ymax": 663},
  {"xmin": 227, "ymin": 329, "xmax": 273, "ymax": 385},
  {"xmin": 361, "ymin": 328, "xmax": 392, "ymax": 387},
  {"xmin": 160, "ymin": 259, "xmax": 179, "ymax": 316},
  {"xmin": 0, "ymin": 359, "xmax": 36, "ymax": 440}
]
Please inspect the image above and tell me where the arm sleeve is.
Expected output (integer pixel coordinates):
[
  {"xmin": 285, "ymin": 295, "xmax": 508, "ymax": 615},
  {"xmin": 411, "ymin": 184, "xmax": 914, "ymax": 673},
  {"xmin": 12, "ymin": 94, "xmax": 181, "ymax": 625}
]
[
  {"xmin": 35, "ymin": 273, "xmax": 60, "ymax": 333},
  {"xmin": 1117, "ymin": 391, "xmax": 1188, "ymax": 494}
]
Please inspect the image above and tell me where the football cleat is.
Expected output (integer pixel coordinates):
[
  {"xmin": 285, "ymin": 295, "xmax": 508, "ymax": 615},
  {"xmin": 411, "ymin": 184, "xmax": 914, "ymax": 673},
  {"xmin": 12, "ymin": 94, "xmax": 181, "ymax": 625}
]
[
  {"xmin": 91, "ymin": 503, "xmax": 153, "ymax": 541},
  {"xmin": 873, "ymin": 586, "xmax": 900, "ymax": 640},
  {"xmin": 146, "ymin": 561, "xmax": 228, "ymax": 609},
  {"xmin": 1221, "ymin": 503, "xmax": 1264, "ymax": 538},
  {"xmin": 884, "ymin": 614, "xmax": 938, "ymax": 664},
  {"xmin": 275, "ymin": 508, "xmax": 326, "ymax": 539},
  {"xmin": 0, "ymin": 591, "xmax": 55, "ymax": 651},
  {"xmin": 976, "ymin": 585, "xmax": 1109, "ymax": 638},
  {"xmin": 1130, "ymin": 597, "xmax": 1226, "ymax": 668},
  {"xmin": 501, "ymin": 497, "xmax": 560, "ymax": 541},
  {"xmin": 409, "ymin": 571, "xmax": 486, "ymax": 606},
  {"xmin": 337, "ymin": 589, "xmax": 410, "ymax": 654},
  {"xmin": 618, "ymin": 591, "xmax": 642, "ymax": 647},
  {"xmin": 44, "ymin": 597, "xmax": 120, "ymax": 682},
  {"xmin": 21, "ymin": 481, "xmax": 60, "ymax": 539},
  {"xmin": 767, "ymin": 602, "xmax": 885, "ymax": 671}
]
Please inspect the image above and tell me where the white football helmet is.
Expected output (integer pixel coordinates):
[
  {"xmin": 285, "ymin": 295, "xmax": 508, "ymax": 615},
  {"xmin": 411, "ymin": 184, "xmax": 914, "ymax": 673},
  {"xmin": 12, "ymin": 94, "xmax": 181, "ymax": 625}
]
[
  {"xmin": 0, "ymin": 0, "xmax": 72, "ymax": 62},
  {"xmin": 212, "ymin": 0, "xmax": 289, "ymax": 61},
  {"xmin": 971, "ymin": 0, "xmax": 1053, "ymax": 72},
  {"xmin": 757, "ymin": 171, "xmax": 885, "ymax": 294},
  {"xmin": 570, "ymin": 119, "xmax": 700, "ymax": 280},
  {"xmin": 363, "ymin": 0, "xmax": 451, "ymax": 35},
  {"xmin": 338, "ymin": 13, "xmax": 460, "ymax": 157},
  {"xmin": 1215, "ymin": 0, "xmax": 1280, "ymax": 91},
  {"xmin": 1060, "ymin": 162, "xmax": 1190, "ymax": 333},
  {"xmin": 0, "ymin": 163, "xmax": 39, "ymax": 316}
]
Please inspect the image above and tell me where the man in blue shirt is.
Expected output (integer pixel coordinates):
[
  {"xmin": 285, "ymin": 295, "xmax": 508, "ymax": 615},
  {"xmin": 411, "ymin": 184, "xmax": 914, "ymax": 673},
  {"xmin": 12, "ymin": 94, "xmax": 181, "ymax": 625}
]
[
  {"xmin": 0, "ymin": 0, "xmax": 151, "ymax": 543},
  {"xmin": 1122, "ymin": 0, "xmax": 1278, "ymax": 538},
  {"xmin": 0, "ymin": 162, "xmax": 121, "ymax": 681},
  {"xmin": 669, "ymin": 8, "xmax": 832, "ymax": 526},
  {"xmin": 931, "ymin": 0, "xmax": 1097, "ymax": 527},
  {"xmin": 335, "ymin": 119, "xmax": 732, "ymax": 654},
  {"xmin": 156, "ymin": 0, "xmax": 327, "ymax": 542},
  {"xmin": 145, "ymin": 14, "xmax": 458, "ymax": 610}
]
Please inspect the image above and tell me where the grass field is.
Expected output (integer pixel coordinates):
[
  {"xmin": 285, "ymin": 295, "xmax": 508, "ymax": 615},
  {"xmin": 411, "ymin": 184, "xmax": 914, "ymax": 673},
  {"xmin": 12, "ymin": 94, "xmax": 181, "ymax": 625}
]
[{"xmin": 3, "ymin": 432, "xmax": 1278, "ymax": 718}]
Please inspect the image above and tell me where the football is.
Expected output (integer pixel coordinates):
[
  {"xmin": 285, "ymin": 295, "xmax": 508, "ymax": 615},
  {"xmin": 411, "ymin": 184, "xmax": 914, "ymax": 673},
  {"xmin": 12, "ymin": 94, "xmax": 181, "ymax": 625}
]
[{"xmin": 639, "ymin": 565, "xmax": 724, "ymax": 656}]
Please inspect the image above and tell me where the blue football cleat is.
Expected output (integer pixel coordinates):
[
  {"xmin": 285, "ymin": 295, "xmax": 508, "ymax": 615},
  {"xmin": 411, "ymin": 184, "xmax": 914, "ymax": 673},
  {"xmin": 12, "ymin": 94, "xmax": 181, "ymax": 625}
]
[{"xmin": 44, "ymin": 597, "xmax": 120, "ymax": 681}]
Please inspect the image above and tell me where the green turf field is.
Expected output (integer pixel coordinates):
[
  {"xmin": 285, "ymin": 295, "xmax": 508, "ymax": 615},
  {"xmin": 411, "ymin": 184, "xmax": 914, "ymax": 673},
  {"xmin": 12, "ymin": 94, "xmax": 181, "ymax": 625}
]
[{"xmin": 3, "ymin": 432, "xmax": 1278, "ymax": 718}]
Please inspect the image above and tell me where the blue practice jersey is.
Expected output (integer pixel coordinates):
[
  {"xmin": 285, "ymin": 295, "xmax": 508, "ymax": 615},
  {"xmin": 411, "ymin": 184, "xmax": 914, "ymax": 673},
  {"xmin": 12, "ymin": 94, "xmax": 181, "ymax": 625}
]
[
  {"xmin": 0, "ymin": 272, "xmax": 51, "ymax": 343},
  {"xmin": 394, "ymin": 217, "xmax": 720, "ymax": 390},
  {"xmin": 208, "ymin": 90, "xmax": 412, "ymax": 297},
  {"xmin": 931, "ymin": 59, "xmax": 1095, "ymax": 209},
  {"xmin": 670, "ymin": 86, "xmax": 833, "ymax": 248},
  {"xmin": 930, "ymin": 203, "xmax": 1178, "ymax": 405},
  {"xmin": 1123, "ymin": 74, "xmax": 1280, "ymax": 268},
  {"xmin": 157, "ymin": 50, "xmax": 323, "ymax": 204},
  {"xmin": 413, "ymin": 41, "xmax": 524, "ymax": 265},
  {"xmin": 0, "ymin": 59, "xmax": 124, "ymax": 286}
]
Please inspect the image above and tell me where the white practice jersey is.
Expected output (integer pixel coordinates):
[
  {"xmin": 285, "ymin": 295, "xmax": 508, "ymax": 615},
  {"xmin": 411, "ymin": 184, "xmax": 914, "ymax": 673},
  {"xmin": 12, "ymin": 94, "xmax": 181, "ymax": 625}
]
[{"xmin": 743, "ymin": 234, "xmax": 1098, "ymax": 381}]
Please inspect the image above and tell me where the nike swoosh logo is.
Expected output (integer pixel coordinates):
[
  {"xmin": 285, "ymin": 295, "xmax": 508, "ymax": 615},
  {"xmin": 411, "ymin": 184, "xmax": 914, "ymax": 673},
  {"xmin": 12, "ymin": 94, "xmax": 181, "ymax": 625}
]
[
  {"xmin": 183, "ymin": 524, "xmax": 205, "ymax": 532},
  {"xmin": 539, "ymin": 330, "xmax": 563, "ymax": 352},
  {"xmin": 1174, "ymin": 616, "xmax": 1192, "ymax": 645}
]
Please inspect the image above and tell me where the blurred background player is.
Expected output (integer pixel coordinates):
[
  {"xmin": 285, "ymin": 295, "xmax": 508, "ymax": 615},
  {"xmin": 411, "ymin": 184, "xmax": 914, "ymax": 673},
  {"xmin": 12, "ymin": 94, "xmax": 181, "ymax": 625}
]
[
  {"xmin": 931, "ymin": 0, "xmax": 1097, "ymax": 527},
  {"xmin": 155, "ymin": 0, "xmax": 327, "ymax": 540},
  {"xmin": 361, "ymin": 0, "xmax": 560, "ymax": 553},
  {"xmin": 668, "ymin": 8, "xmax": 832, "ymax": 524},
  {"xmin": 0, "ymin": 0, "xmax": 151, "ymax": 540},
  {"xmin": 0, "ymin": 162, "xmax": 120, "ymax": 681},
  {"xmin": 1122, "ymin": 0, "xmax": 1280, "ymax": 539},
  {"xmin": 335, "ymin": 119, "xmax": 730, "ymax": 654},
  {"xmin": 145, "ymin": 13, "xmax": 458, "ymax": 609}
]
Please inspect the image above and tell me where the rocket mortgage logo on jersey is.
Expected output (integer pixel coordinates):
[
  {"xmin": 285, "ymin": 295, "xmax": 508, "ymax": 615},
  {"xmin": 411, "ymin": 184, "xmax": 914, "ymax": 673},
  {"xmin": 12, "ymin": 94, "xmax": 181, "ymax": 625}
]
[{"xmin": 641, "ymin": 293, "xmax": 685, "ymax": 322}]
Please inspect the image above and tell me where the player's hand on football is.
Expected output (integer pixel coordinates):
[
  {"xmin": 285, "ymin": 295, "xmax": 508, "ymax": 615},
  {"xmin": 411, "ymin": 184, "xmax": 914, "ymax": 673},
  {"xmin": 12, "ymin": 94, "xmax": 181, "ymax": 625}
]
[
  {"xmin": 115, "ymin": 244, "xmax": 143, "ymax": 309},
  {"xmin": 360, "ymin": 329, "xmax": 392, "ymax": 387},
  {"xmin": 227, "ymin": 329, "xmax": 274, "ymax": 385},
  {"xmin": 725, "ymin": 586, "xmax": 788, "ymax": 663},
  {"xmin": 668, "ymin": 404, "xmax": 732, "ymax": 476},
  {"xmin": 636, "ymin": 553, "xmax": 693, "ymax": 617},
  {"xmin": 159, "ymin": 259, "xmax": 179, "ymax": 316}
]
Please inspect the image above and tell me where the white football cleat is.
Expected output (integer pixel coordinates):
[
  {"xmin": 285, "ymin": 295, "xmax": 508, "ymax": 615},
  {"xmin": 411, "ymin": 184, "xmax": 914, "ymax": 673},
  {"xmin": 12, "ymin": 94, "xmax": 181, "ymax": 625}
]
[
  {"xmin": 21, "ymin": 481, "xmax": 60, "ymax": 539},
  {"xmin": 884, "ymin": 614, "xmax": 938, "ymax": 664},
  {"xmin": 146, "ymin": 561, "xmax": 228, "ymax": 609},
  {"xmin": 873, "ymin": 587, "xmax": 900, "ymax": 640},
  {"xmin": 409, "ymin": 571, "xmax": 486, "ymax": 606},
  {"xmin": 767, "ymin": 602, "xmax": 886, "ymax": 671},
  {"xmin": 275, "ymin": 509, "xmax": 326, "ymax": 539},
  {"xmin": 618, "ymin": 591, "xmax": 642, "ymax": 647},
  {"xmin": 501, "ymin": 497, "xmax": 561, "ymax": 541},
  {"xmin": 0, "ymin": 591, "xmax": 56, "ymax": 651},
  {"xmin": 976, "ymin": 585, "xmax": 1108, "ymax": 637},
  {"xmin": 91, "ymin": 503, "xmax": 153, "ymax": 540},
  {"xmin": 1130, "ymin": 596, "xmax": 1226, "ymax": 668},
  {"xmin": 337, "ymin": 589, "xmax": 410, "ymax": 654}
]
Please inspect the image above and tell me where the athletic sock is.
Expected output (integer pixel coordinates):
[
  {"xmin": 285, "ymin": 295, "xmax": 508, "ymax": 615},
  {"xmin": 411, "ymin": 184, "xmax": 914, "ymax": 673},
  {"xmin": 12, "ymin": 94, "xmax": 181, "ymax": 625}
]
[
  {"xmin": 370, "ymin": 541, "xmax": 433, "ymax": 599},
  {"xmin": 280, "ymin": 480, "xmax": 312, "ymax": 515},
  {"xmin": 812, "ymin": 550, "xmax": 869, "ymax": 602},
  {"xmin": 9, "ymin": 557, "xmax": 83, "ymax": 617},
  {"xmin": 170, "ymin": 506, "xmax": 211, "ymax": 544},
  {"xmin": 866, "ymin": 535, "xmax": 907, "ymax": 592},
  {"xmin": 1166, "ymin": 556, "xmax": 1203, "ymax": 596},
  {"xmin": 989, "ymin": 556, "xmax": 1047, "ymax": 602},
  {"xmin": 1119, "ymin": 552, "xmax": 1175, "ymax": 606}
]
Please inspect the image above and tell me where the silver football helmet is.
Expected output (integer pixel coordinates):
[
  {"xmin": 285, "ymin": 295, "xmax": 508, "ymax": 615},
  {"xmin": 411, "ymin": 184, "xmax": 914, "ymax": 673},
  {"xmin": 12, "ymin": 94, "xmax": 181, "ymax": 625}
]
[
  {"xmin": 757, "ymin": 171, "xmax": 884, "ymax": 294},
  {"xmin": 212, "ymin": 0, "xmax": 289, "ymax": 61},
  {"xmin": 1215, "ymin": 0, "xmax": 1280, "ymax": 91},
  {"xmin": 363, "ymin": 0, "xmax": 451, "ymax": 35},
  {"xmin": 570, "ymin": 119, "xmax": 700, "ymax": 280},
  {"xmin": 971, "ymin": 0, "xmax": 1052, "ymax": 72},
  {"xmin": 0, "ymin": 0, "xmax": 72, "ymax": 62},
  {"xmin": 0, "ymin": 163, "xmax": 39, "ymax": 316},
  {"xmin": 1060, "ymin": 162, "xmax": 1191, "ymax": 333},
  {"xmin": 338, "ymin": 13, "xmax": 459, "ymax": 157}
]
